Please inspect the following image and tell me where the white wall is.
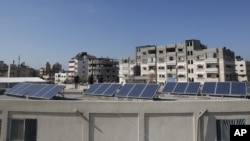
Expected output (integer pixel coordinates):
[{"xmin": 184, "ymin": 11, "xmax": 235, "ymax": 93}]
[{"xmin": 1, "ymin": 99, "xmax": 250, "ymax": 141}]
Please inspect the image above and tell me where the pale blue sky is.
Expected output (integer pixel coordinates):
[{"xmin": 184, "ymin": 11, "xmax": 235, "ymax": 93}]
[{"xmin": 0, "ymin": 0, "xmax": 250, "ymax": 69}]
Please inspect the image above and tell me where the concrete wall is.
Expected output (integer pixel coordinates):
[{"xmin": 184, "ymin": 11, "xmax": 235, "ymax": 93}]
[{"xmin": 1, "ymin": 100, "xmax": 250, "ymax": 141}]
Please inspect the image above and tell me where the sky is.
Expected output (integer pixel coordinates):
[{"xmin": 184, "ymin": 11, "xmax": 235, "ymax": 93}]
[{"xmin": 0, "ymin": 0, "xmax": 250, "ymax": 70}]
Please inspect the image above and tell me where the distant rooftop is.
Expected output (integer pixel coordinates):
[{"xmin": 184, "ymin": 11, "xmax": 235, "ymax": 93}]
[{"xmin": 0, "ymin": 77, "xmax": 46, "ymax": 83}]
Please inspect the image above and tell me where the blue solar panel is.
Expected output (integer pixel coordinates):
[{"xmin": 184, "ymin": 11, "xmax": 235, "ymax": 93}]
[
  {"xmin": 103, "ymin": 84, "xmax": 121, "ymax": 96},
  {"xmin": 246, "ymin": 82, "xmax": 250, "ymax": 95},
  {"xmin": 215, "ymin": 82, "xmax": 231, "ymax": 95},
  {"xmin": 173, "ymin": 82, "xmax": 188, "ymax": 94},
  {"xmin": 116, "ymin": 84, "xmax": 135, "ymax": 97},
  {"xmin": 17, "ymin": 84, "xmax": 38, "ymax": 96},
  {"xmin": 93, "ymin": 84, "xmax": 111, "ymax": 95},
  {"xmin": 127, "ymin": 84, "xmax": 146, "ymax": 98},
  {"xmin": 201, "ymin": 82, "xmax": 216, "ymax": 94},
  {"xmin": 161, "ymin": 82, "xmax": 177, "ymax": 93},
  {"xmin": 231, "ymin": 82, "xmax": 246, "ymax": 96},
  {"xmin": 30, "ymin": 85, "xmax": 56, "ymax": 97},
  {"xmin": 85, "ymin": 83, "xmax": 102, "ymax": 94},
  {"xmin": 139, "ymin": 84, "xmax": 159, "ymax": 99},
  {"xmin": 5, "ymin": 83, "xmax": 26, "ymax": 94},
  {"xmin": 185, "ymin": 82, "xmax": 200, "ymax": 94},
  {"xmin": 40, "ymin": 85, "xmax": 65, "ymax": 99},
  {"xmin": 25, "ymin": 85, "xmax": 47, "ymax": 97}
]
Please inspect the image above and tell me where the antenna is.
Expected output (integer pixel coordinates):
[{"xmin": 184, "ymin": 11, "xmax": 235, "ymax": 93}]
[{"xmin": 18, "ymin": 55, "xmax": 20, "ymax": 66}]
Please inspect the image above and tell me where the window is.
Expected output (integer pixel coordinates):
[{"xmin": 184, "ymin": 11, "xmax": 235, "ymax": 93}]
[
  {"xmin": 216, "ymin": 119, "xmax": 245, "ymax": 141},
  {"xmin": 169, "ymin": 56, "xmax": 175, "ymax": 61},
  {"xmin": 206, "ymin": 52, "xmax": 217, "ymax": 59},
  {"xmin": 178, "ymin": 48, "xmax": 183, "ymax": 52},
  {"xmin": 158, "ymin": 57, "xmax": 164, "ymax": 63},
  {"xmin": 9, "ymin": 119, "xmax": 37, "ymax": 141},
  {"xmin": 159, "ymin": 50, "xmax": 163, "ymax": 54},
  {"xmin": 147, "ymin": 57, "xmax": 155, "ymax": 63},
  {"xmin": 148, "ymin": 50, "xmax": 156, "ymax": 54},
  {"xmin": 158, "ymin": 66, "xmax": 164, "ymax": 70}
]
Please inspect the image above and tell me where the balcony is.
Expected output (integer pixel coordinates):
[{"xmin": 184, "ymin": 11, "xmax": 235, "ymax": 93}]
[
  {"xmin": 206, "ymin": 78, "xmax": 219, "ymax": 82},
  {"xmin": 166, "ymin": 61, "xmax": 176, "ymax": 65},
  {"xmin": 205, "ymin": 58, "xmax": 218, "ymax": 63},
  {"xmin": 166, "ymin": 52, "xmax": 176, "ymax": 56},
  {"xmin": 205, "ymin": 68, "xmax": 219, "ymax": 72}
]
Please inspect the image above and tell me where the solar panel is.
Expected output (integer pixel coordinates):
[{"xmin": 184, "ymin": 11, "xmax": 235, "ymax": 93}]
[
  {"xmin": 201, "ymin": 82, "xmax": 217, "ymax": 95},
  {"xmin": 246, "ymin": 82, "xmax": 250, "ymax": 95},
  {"xmin": 29, "ymin": 85, "xmax": 55, "ymax": 97},
  {"xmin": 102, "ymin": 84, "xmax": 121, "ymax": 96},
  {"xmin": 161, "ymin": 82, "xmax": 177, "ymax": 93},
  {"xmin": 173, "ymin": 82, "xmax": 188, "ymax": 94},
  {"xmin": 93, "ymin": 84, "xmax": 111, "ymax": 95},
  {"xmin": 84, "ymin": 83, "xmax": 102, "ymax": 94},
  {"xmin": 17, "ymin": 84, "xmax": 38, "ymax": 96},
  {"xmin": 215, "ymin": 82, "xmax": 231, "ymax": 95},
  {"xmin": 116, "ymin": 84, "xmax": 135, "ymax": 97},
  {"xmin": 25, "ymin": 85, "xmax": 47, "ymax": 97},
  {"xmin": 231, "ymin": 82, "xmax": 246, "ymax": 96},
  {"xmin": 185, "ymin": 82, "xmax": 200, "ymax": 94},
  {"xmin": 40, "ymin": 85, "xmax": 65, "ymax": 99},
  {"xmin": 127, "ymin": 84, "xmax": 146, "ymax": 98},
  {"xmin": 5, "ymin": 83, "xmax": 27, "ymax": 94},
  {"xmin": 139, "ymin": 84, "xmax": 159, "ymax": 99}
]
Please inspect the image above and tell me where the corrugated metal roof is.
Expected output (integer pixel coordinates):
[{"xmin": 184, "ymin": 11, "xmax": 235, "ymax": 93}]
[{"xmin": 0, "ymin": 77, "xmax": 46, "ymax": 83}]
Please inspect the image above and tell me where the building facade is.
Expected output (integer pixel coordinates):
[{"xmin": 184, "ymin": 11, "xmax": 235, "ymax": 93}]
[
  {"xmin": 120, "ymin": 39, "xmax": 237, "ymax": 84},
  {"xmin": 68, "ymin": 52, "xmax": 95, "ymax": 83},
  {"xmin": 55, "ymin": 72, "xmax": 68, "ymax": 84},
  {"xmin": 235, "ymin": 57, "xmax": 250, "ymax": 82},
  {"xmin": 88, "ymin": 57, "xmax": 119, "ymax": 83},
  {"xmin": 119, "ymin": 56, "xmax": 136, "ymax": 83},
  {"xmin": 0, "ymin": 61, "xmax": 8, "ymax": 77},
  {"xmin": 8, "ymin": 63, "xmax": 37, "ymax": 77},
  {"xmin": 1, "ymin": 98, "xmax": 250, "ymax": 141}
]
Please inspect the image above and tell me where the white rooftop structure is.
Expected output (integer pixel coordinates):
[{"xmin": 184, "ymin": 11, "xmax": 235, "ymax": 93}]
[{"xmin": 0, "ymin": 77, "xmax": 46, "ymax": 83}]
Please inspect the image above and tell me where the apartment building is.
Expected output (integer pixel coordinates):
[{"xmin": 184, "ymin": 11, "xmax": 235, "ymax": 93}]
[
  {"xmin": 0, "ymin": 61, "xmax": 8, "ymax": 77},
  {"xmin": 235, "ymin": 56, "xmax": 250, "ymax": 82},
  {"xmin": 120, "ymin": 39, "xmax": 236, "ymax": 83},
  {"xmin": 8, "ymin": 63, "xmax": 37, "ymax": 77},
  {"xmin": 88, "ymin": 57, "xmax": 119, "ymax": 83},
  {"xmin": 119, "ymin": 56, "xmax": 136, "ymax": 83},
  {"xmin": 68, "ymin": 52, "xmax": 95, "ymax": 83}
]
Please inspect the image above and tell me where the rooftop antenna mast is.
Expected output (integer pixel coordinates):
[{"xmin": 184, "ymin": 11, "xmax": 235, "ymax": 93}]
[{"xmin": 18, "ymin": 55, "xmax": 20, "ymax": 66}]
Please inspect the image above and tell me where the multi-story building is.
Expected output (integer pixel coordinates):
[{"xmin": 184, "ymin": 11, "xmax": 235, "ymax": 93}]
[
  {"xmin": 68, "ymin": 52, "xmax": 95, "ymax": 83},
  {"xmin": 121, "ymin": 39, "xmax": 237, "ymax": 84},
  {"xmin": 8, "ymin": 62, "xmax": 37, "ymax": 77},
  {"xmin": 54, "ymin": 72, "xmax": 68, "ymax": 84},
  {"xmin": 0, "ymin": 61, "xmax": 8, "ymax": 77},
  {"xmin": 119, "ymin": 56, "xmax": 136, "ymax": 83},
  {"xmin": 235, "ymin": 56, "xmax": 250, "ymax": 82},
  {"xmin": 88, "ymin": 57, "xmax": 119, "ymax": 83}
]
